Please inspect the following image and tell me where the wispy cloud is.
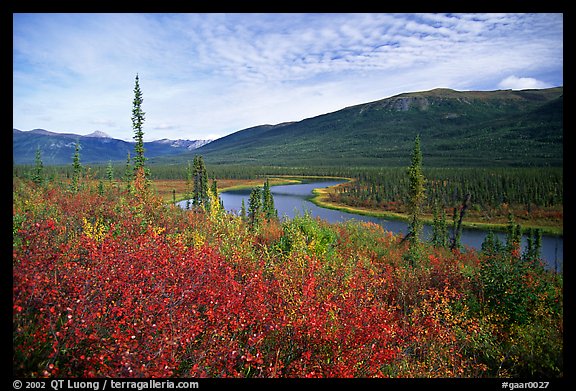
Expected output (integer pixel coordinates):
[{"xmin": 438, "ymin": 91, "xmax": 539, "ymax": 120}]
[{"xmin": 13, "ymin": 13, "xmax": 563, "ymax": 141}]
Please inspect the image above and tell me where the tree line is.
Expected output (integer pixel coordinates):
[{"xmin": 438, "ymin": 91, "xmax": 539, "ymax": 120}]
[
  {"xmin": 332, "ymin": 167, "xmax": 562, "ymax": 211},
  {"xmin": 15, "ymin": 162, "xmax": 562, "ymax": 214}
]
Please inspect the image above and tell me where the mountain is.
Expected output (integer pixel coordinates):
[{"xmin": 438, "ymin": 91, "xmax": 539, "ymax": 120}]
[
  {"xmin": 153, "ymin": 138, "xmax": 212, "ymax": 150},
  {"xmin": 179, "ymin": 87, "xmax": 562, "ymax": 167},
  {"xmin": 85, "ymin": 130, "xmax": 111, "ymax": 138},
  {"xmin": 13, "ymin": 129, "xmax": 212, "ymax": 165}
]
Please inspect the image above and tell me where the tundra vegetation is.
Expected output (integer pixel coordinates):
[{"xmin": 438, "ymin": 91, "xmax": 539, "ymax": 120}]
[
  {"xmin": 13, "ymin": 77, "xmax": 562, "ymax": 378},
  {"xmin": 13, "ymin": 161, "xmax": 562, "ymax": 378}
]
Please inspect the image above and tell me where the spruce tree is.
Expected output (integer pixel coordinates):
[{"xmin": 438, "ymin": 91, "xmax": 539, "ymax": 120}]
[
  {"xmin": 451, "ymin": 207, "xmax": 461, "ymax": 250},
  {"xmin": 192, "ymin": 156, "xmax": 201, "ymax": 207},
  {"xmin": 201, "ymin": 160, "xmax": 208, "ymax": 204},
  {"xmin": 431, "ymin": 200, "xmax": 448, "ymax": 248},
  {"xmin": 523, "ymin": 228, "xmax": 543, "ymax": 263},
  {"xmin": 406, "ymin": 134, "xmax": 426, "ymax": 255},
  {"xmin": 192, "ymin": 155, "xmax": 209, "ymax": 208},
  {"xmin": 533, "ymin": 228, "xmax": 542, "ymax": 260},
  {"xmin": 211, "ymin": 179, "xmax": 218, "ymax": 202},
  {"xmin": 439, "ymin": 207, "xmax": 448, "ymax": 247},
  {"xmin": 210, "ymin": 179, "xmax": 221, "ymax": 214},
  {"xmin": 32, "ymin": 147, "xmax": 44, "ymax": 185},
  {"xmin": 106, "ymin": 160, "xmax": 114, "ymax": 183},
  {"xmin": 481, "ymin": 230, "xmax": 503, "ymax": 256},
  {"xmin": 132, "ymin": 74, "xmax": 148, "ymax": 176},
  {"xmin": 240, "ymin": 199, "xmax": 247, "ymax": 220},
  {"xmin": 505, "ymin": 212, "xmax": 522, "ymax": 256},
  {"xmin": 262, "ymin": 178, "xmax": 277, "ymax": 220},
  {"xmin": 248, "ymin": 187, "xmax": 262, "ymax": 230},
  {"xmin": 71, "ymin": 142, "xmax": 82, "ymax": 193}
]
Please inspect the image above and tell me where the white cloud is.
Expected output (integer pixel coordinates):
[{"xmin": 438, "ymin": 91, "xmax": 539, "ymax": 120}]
[
  {"xmin": 497, "ymin": 75, "xmax": 555, "ymax": 90},
  {"xmin": 13, "ymin": 13, "xmax": 563, "ymax": 141}
]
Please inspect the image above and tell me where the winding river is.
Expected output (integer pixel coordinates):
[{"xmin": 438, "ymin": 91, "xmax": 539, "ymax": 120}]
[{"xmin": 179, "ymin": 179, "xmax": 563, "ymax": 272}]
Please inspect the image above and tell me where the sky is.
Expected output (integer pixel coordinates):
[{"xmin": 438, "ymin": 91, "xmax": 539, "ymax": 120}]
[{"xmin": 13, "ymin": 13, "xmax": 563, "ymax": 142}]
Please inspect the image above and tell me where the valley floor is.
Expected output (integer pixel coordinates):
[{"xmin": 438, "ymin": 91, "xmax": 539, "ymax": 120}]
[{"xmin": 153, "ymin": 178, "xmax": 563, "ymax": 236}]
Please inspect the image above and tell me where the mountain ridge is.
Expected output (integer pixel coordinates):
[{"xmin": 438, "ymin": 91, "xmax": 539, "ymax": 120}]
[
  {"xmin": 13, "ymin": 128, "xmax": 212, "ymax": 165},
  {"xmin": 180, "ymin": 86, "xmax": 562, "ymax": 167}
]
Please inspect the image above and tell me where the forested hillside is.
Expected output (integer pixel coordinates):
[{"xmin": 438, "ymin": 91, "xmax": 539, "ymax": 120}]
[{"xmin": 166, "ymin": 87, "xmax": 563, "ymax": 167}]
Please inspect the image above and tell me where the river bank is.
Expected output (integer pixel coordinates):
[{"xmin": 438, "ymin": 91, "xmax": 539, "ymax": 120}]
[
  {"xmin": 309, "ymin": 184, "xmax": 563, "ymax": 237},
  {"xmin": 165, "ymin": 175, "xmax": 562, "ymax": 237},
  {"xmin": 155, "ymin": 177, "xmax": 301, "ymax": 204}
]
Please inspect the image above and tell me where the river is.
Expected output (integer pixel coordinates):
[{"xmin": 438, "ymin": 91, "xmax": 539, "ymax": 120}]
[{"xmin": 178, "ymin": 179, "xmax": 563, "ymax": 272}]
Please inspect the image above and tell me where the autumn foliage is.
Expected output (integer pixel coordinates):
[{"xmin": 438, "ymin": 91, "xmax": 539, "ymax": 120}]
[{"xmin": 13, "ymin": 175, "xmax": 563, "ymax": 378}]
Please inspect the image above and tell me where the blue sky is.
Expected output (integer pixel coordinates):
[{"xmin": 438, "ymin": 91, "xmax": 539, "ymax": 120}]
[{"xmin": 13, "ymin": 13, "xmax": 563, "ymax": 141}]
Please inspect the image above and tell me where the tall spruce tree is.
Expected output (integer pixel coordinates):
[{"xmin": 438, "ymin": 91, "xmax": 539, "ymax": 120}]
[
  {"xmin": 106, "ymin": 160, "xmax": 114, "ymax": 183},
  {"xmin": 210, "ymin": 178, "xmax": 221, "ymax": 213},
  {"xmin": 240, "ymin": 199, "xmax": 247, "ymax": 220},
  {"xmin": 192, "ymin": 155, "xmax": 209, "ymax": 208},
  {"xmin": 505, "ymin": 212, "xmax": 522, "ymax": 256},
  {"xmin": 262, "ymin": 178, "xmax": 277, "ymax": 220},
  {"xmin": 132, "ymin": 74, "xmax": 147, "ymax": 176},
  {"xmin": 211, "ymin": 178, "xmax": 218, "ymax": 199},
  {"xmin": 406, "ymin": 134, "xmax": 426, "ymax": 251},
  {"xmin": 431, "ymin": 200, "xmax": 448, "ymax": 248},
  {"xmin": 32, "ymin": 147, "xmax": 44, "ymax": 185},
  {"xmin": 71, "ymin": 141, "xmax": 82, "ymax": 193}
]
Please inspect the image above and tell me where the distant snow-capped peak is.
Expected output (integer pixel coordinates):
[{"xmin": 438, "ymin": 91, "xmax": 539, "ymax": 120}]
[
  {"xmin": 85, "ymin": 130, "xmax": 111, "ymax": 138},
  {"xmin": 153, "ymin": 138, "xmax": 212, "ymax": 149}
]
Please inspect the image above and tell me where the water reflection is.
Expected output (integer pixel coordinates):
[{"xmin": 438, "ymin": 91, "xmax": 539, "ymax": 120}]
[{"xmin": 179, "ymin": 180, "xmax": 563, "ymax": 272}]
